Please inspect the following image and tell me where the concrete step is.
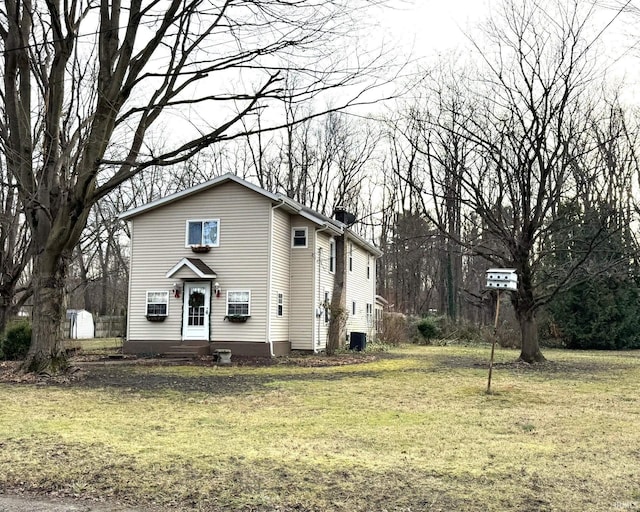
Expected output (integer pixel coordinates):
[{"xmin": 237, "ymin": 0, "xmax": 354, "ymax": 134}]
[{"xmin": 163, "ymin": 344, "xmax": 210, "ymax": 358}]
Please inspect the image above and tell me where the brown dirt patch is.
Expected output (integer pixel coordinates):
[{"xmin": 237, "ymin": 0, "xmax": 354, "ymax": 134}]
[{"xmin": 0, "ymin": 351, "xmax": 379, "ymax": 388}]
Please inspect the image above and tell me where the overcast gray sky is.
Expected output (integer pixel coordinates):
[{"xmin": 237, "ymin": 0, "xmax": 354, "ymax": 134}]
[{"xmin": 374, "ymin": 0, "xmax": 638, "ymax": 99}]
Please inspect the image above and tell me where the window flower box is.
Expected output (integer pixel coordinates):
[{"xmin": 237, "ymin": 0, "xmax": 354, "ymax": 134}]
[
  {"xmin": 190, "ymin": 245, "xmax": 211, "ymax": 254},
  {"xmin": 145, "ymin": 315, "xmax": 167, "ymax": 322},
  {"xmin": 224, "ymin": 315, "xmax": 249, "ymax": 323}
]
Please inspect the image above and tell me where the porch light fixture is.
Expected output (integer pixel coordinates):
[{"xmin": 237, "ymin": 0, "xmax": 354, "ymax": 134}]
[
  {"xmin": 214, "ymin": 281, "xmax": 221, "ymax": 298},
  {"xmin": 172, "ymin": 282, "xmax": 182, "ymax": 299}
]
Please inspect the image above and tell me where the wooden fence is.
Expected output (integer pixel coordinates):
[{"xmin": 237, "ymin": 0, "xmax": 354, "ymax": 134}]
[
  {"xmin": 62, "ymin": 315, "xmax": 126, "ymax": 338},
  {"xmin": 94, "ymin": 316, "xmax": 126, "ymax": 338}
]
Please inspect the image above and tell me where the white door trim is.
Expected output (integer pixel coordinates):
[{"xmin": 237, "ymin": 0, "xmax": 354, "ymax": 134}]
[{"xmin": 182, "ymin": 281, "xmax": 211, "ymax": 340}]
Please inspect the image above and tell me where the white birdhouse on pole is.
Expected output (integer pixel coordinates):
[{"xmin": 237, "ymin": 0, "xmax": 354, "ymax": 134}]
[
  {"xmin": 486, "ymin": 268, "xmax": 518, "ymax": 291},
  {"xmin": 485, "ymin": 268, "xmax": 518, "ymax": 394}
]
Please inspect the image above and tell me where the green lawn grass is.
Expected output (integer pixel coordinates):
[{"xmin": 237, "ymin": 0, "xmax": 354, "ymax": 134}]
[
  {"xmin": 1, "ymin": 344, "xmax": 639, "ymax": 511},
  {"xmin": 65, "ymin": 337, "xmax": 123, "ymax": 355}
]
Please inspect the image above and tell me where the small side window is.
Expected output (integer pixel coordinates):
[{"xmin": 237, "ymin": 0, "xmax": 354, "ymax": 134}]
[
  {"xmin": 352, "ymin": 301, "xmax": 356, "ymax": 316},
  {"xmin": 292, "ymin": 227, "xmax": 308, "ymax": 248},
  {"xmin": 329, "ymin": 239, "xmax": 336, "ymax": 273},
  {"xmin": 324, "ymin": 291, "xmax": 331, "ymax": 323},
  {"xmin": 277, "ymin": 292, "xmax": 284, "ymax": 317}
]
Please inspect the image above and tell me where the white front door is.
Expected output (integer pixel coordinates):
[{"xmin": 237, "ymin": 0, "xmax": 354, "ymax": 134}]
[{"xmin": 182, "ymin": 282, "xmax": 210, "ymax": 340}]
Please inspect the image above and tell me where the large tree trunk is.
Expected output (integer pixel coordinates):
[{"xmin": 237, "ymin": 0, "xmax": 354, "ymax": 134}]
[
  {"xmin": 516, "ymin": 308, "xmax": 545, "ymax": 363},
  {"xmin": 514, "ymin": 256, "xmax": 546, "ymax": 363},
  {"xmin": 327, "ymin": 234, "xmax": 347, "ymax": 355},
  {"xmin": 22, "ymin": 251, "xmax": 69, "ymax": 373},
  {"xmin": 0, "ymin": 300, "xmax": 11, "ymax": 337}
]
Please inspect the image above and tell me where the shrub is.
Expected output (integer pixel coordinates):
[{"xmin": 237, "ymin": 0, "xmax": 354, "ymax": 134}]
[
  {"xmin": 495, "ymin": 318, "xmax": 521, "ymax": 348},
  {"xmin": 416, "ymin": 317, "xmax": 440, "ymax": 344},
  {"xmin": 2, "ymin": 322, "xmax": 32, "ymax": 360},
  {"xmin": 363, "ymin": 339, "xmax": 391, "ymax": 353},
  {"xmin": 379, "ymin": 312, "xmax": 410, "ymax": 345},
  {"xmin": 537, "ymin": 309, "xmax": 566, "ymax": 349},
  {"xmin": 547, "ymin": 278, "xmax": 640, "ymax": 350},
  {"xmin": 438, "ymin": 317, "xmax": 485, "ymax": 344}
]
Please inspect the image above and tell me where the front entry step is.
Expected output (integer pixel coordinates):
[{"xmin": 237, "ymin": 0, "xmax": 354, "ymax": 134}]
[{"xmin": 163, "ymin": 343, "xmax": 209, "ymax": 359}]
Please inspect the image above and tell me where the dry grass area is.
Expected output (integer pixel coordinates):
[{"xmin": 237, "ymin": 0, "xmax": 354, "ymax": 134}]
[{"xmin": 1, "ymin": 344, "xmax": 639, "ymax": 511}]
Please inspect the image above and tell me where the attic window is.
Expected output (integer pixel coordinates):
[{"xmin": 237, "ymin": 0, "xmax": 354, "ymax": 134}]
[
  {"xmin": 186, "ymin": 219, "xmax": 219, "ymax": 247},
  {"xmin": 292, "ymin": 227, "xmax": 307, "ymax": 248}
]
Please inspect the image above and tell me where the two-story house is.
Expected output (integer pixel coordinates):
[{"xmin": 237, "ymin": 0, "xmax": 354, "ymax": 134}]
[{"xmin": 119, "ymin": 173, "xmax": 381, "ymax": 357}]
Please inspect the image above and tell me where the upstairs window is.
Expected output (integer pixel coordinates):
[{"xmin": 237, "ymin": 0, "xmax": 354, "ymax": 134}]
[
  {"xmin": 329, "ymin": 239, "xmax": 336, "ymax": 273},
  {"xmin": 352, "ymin": 300, "xmax": 356, "ymax": 316},
  {"xmin": 292, "ymin": 227, "xmax": 308, "ymax": 248},
  {"xmin": 187, "ymin": 219, "xmax": 219, "ymax": 247},
  {"xmin": 227, "ymin": 290, "xmax": 251, "ymax": 316},
  {"xmin": 146, "ymin": 291, "xmax": 169, "ymax": 317},
  {"xmin": 367, "ymin": 255, "xmax": 371, "ymax": 279}
]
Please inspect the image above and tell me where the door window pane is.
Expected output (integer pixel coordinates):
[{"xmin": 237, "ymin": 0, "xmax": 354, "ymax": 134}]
[{"xmin": 188, "ymin": 288, "xmax": 206, "ymax": 326}]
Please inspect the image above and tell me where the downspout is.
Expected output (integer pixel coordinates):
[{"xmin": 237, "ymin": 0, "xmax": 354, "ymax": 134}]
[
  {"xmin": 125, "ymin": 221, "xmax": 133, "ymax": 348},
  {"xmin": 315, "ymin": 224, "xmax": 333, "ymax": 352},
  {"xmin": 267, "ymin": 199, "xmax": 288, "ymax": 356}
]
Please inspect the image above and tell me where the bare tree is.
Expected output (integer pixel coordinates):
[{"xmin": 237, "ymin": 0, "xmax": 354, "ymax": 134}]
[
  {"xmin": 400, "ymin": 0, "xmax": 625, "ymax": 362},
  {"xmin": 0, "ymin": 154, "xmax": 30, "ymax": 332},
  {"xmin": 0, "ymin": 0, "xmax": 391, "ymax": 372}
]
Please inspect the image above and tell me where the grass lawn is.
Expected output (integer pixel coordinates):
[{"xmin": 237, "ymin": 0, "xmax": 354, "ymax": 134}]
[{"xmin": 0, "ymin": 344, "xmax": 639, "ymax": 511}]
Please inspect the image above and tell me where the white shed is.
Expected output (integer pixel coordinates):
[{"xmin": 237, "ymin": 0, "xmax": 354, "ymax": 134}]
[{"xmin": 66, "ymin": 309, "xmax": 95, "ymax": 339}]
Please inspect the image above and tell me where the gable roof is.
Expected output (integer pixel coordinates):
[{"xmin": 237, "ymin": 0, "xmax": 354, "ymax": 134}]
[
  {"xmin": 166, "ymin": 258, "xmax": 217, "ymax": 279},
  {"xmin": 120, "ymin": 172, "xmax": 381, "ymax": 257}
]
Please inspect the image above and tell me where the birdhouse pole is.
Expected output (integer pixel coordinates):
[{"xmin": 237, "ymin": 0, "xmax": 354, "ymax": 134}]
[
  {"xmin": 485, "ymin": 269, "xmax": 518, "ymax": 394},
  {"xmin": 487, "ymin": 290, "xmax": 501, "ymax": 393}
]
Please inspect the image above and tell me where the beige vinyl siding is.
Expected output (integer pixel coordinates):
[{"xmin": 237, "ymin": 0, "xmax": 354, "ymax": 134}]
[
  {"xmin": 128, "ymin": 202, "xmax": 182, "ymax": 340},
  {"xmin": 170, "ymin": 267, "xmax": 205, "ymax": 280},
  {"xmin": 289, "ymin": 215, "xmax": 316, "ymax": 350},
  {"xmin": 128, "ymin": 181, "xmax": 271, "ymax": 343},
  {"xmin": 346, "ymin": 239, "xmax": 377, "ymax": 340},
  {"xmin": 314, "ymin": 231, "xmax": 335, "ymax": 350},
  {"xmin": 269, "ymin": 207, "xmax": 290, "ymax": 342}
]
